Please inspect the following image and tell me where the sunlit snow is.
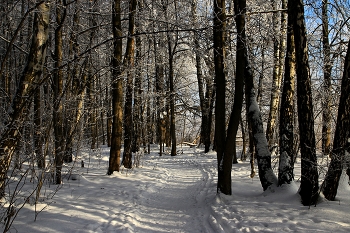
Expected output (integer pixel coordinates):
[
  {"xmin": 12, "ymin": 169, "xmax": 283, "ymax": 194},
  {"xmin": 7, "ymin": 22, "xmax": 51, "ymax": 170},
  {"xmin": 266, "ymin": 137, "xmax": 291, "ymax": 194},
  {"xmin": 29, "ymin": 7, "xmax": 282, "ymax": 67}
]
[{"xmin": 5, "ymin": 145, "xmax": 350, "ymax": 233}]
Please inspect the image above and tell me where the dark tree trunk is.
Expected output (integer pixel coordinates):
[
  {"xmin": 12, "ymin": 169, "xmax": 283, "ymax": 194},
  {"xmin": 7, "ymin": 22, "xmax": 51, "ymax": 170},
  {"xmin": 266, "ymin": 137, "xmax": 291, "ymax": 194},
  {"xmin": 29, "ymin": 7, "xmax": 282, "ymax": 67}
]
[
  {"xmin": 224, "ymin": 0, "xmax": 246, "ymax": 167},
  {"xmin": 34, "ymin": 87, "xmax": 44, "ymax": 168},
  {"xmin": 290, "ymin": 0, "xmax": 319, "ymax": 206},
  {"xmin": 191, "ymin": 0, "xmax": 208, "ymax": 150},
  {"xmin": 53, "ymin": 0, "xmax": 66, "ymax": 184},
  {"xmin": 321, "ymin": 0, "xmax": 332, "ymax": 156},
  {"xmin": 213, "ymin": 0, "xmax": 230, "ymax": 194},
  {"xmin": 322, "ymin": 40, "xmax": 350, "ymax": 201},
  {"xmin": 108, "ymin": 0, "xmax": 123, "ymax": 174}
]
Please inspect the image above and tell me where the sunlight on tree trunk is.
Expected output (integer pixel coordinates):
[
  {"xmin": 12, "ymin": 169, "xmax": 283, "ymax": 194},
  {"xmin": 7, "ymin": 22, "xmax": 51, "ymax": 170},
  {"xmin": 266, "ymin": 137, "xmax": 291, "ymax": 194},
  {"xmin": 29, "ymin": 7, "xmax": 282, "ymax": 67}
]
[
  {"xmin": 108, "ymin": 0, "xmax": 123, "ymax": 174},
  {"xmin": 0, "ymin": 1, "xmax": 50, "ymax": 196}
]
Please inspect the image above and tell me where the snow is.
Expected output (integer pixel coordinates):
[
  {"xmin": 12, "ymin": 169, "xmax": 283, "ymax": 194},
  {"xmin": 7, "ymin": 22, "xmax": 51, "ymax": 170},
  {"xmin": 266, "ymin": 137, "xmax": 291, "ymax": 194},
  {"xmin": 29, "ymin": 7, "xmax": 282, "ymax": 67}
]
[{"xmin": 4, "ymin": 145, "xmax": 350, "ymax": 233}]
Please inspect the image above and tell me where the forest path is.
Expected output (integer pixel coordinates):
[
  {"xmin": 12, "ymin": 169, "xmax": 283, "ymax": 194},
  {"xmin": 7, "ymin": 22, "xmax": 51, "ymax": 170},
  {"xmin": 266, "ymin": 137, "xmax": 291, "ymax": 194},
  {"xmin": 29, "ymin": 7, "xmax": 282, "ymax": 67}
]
[{"xmin": 74, "ymin": 148, "xmax": 219, "ymax": 233}]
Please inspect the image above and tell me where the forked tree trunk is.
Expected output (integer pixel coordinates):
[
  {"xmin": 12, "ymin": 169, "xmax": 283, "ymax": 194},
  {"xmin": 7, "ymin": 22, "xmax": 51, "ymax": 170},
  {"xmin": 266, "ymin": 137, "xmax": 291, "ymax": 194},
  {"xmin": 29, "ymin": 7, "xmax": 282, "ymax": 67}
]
[
  {"xmin": 322, "ymin": 40, "xmax": 350, "ymax": 201},
  {"xmin": 108, "ymin": 0, "xmax": 123, "ymax": 174},
  {"xmin": 290, "ymin": 0, "xmax": 319, "ymax": 206},
  {"xmin": 0, "ymin": 1, "xmax": 50, "ymax": 196}
]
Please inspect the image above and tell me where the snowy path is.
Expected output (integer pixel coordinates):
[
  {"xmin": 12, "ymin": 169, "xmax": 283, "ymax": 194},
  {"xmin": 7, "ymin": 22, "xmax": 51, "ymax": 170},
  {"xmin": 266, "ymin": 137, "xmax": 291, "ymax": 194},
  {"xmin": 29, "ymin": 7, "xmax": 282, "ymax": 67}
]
[
  {"xmin": 74, "ymin": 151, "xmax": 218, "ymax": 233},
  {"xmin": 11, "ymin": 146, "xmax": 350, "ymax": 233}
]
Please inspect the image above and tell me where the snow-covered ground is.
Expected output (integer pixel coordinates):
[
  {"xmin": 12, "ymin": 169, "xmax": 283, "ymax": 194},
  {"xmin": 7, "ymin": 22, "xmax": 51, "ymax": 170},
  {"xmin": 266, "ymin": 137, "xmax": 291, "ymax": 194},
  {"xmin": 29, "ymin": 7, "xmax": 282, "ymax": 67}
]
[{"xmin": 5, "ymin": 145, "xmax": 350, "ymax": 232}]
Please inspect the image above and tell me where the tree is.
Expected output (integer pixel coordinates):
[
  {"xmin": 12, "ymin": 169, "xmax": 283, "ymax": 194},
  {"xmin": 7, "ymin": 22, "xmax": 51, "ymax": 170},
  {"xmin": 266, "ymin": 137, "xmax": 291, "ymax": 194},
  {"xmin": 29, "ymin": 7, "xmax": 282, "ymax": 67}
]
[
  {"xmin": 321, "ymin": 0, "xmax": 332, "ymax": 156},
  {"xmin": 213, "ymin": 0, "xmax": 231, "ymax": 194},
  {"xmin": 266, "ymin": 0, "xmax": 283, "ymax": 148},
  {"xmin": 53, "ymin": 0, "xmax": 67, "ymax": 184},
  {"xmin": 223, "ymin": 0, "xmax": 246, "ymax": 166},
  {"xmin": 161, "ymin": 0, "xmax": 177, "ymax": 157},
  {"xmin": 108, "ymin": 0, "xmax": 123, "ymax": 174},
  {"xmin": 0, "ymin": 1, "xmax": 51, "ymax": 196},
  {"xmin": 122, "ymin": 0, "xmax": 137, "ymax": 169},
  {"xmin": 278, "ymin": 0, "xmax": 296, "ymax": 185},
  {"xmin": 290, "ymin": 0, "xmax": 319, "ymax": 206},
  {"xmin": 322, "ymin": 40, "xmax": 350, "ymax": 201}
]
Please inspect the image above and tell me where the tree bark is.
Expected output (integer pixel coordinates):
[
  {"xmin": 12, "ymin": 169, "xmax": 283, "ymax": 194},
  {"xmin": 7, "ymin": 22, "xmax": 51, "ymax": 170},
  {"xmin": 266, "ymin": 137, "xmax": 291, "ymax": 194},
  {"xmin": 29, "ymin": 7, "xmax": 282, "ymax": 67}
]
[
  {"xmin": 108, "ymin": 0, "xmax": 123, "ymax": 174},
  {"xmin": 266, "ymin": 0, "xmax": 282, "ymax": 147},
  {"xmin": 322, "ymin": 40, "xmax": 350, "ymax": 201},
  {"xmin": 34, "ymin": 87, "xmax": 44, "ymax": 168},
  {"xmin": 224, "ymin": 0, "xmax": 246, "ymax": 167},
  {"xmin": 65, "ymin": 1, "xmax": 83, "ymax": 163},
  {"xmin": 53, "ymin": 0, "xmax": 66, "ymax": 184},
  {"xmin": 278, "ymin": 0, "xmax": 296, "ymax": 185},
  {"xmin": 0, "ymin": 1, "xmax": 50, "ymax": 196},
  {"xmin": 321, "ymin": 0, "xmax": 332, "ymax": 156},
  {"xmin": 245, "ymin": 57, "xmax": 278, "ymax": 191},
  {"xmin": 290, "ymin": 0, "xmax": 319, "ymax": 206},
  {"xmin": 213, "ymin": 0, "xmax": 230, "ymax": 194},
  {"xmin": 122, "ymin": 0, "xmax": 137, "ymax": 169}
]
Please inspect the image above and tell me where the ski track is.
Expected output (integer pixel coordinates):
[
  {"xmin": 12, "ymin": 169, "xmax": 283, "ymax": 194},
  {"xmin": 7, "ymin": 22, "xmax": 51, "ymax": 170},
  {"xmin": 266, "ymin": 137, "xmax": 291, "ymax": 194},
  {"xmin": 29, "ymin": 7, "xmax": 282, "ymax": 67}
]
[
  {"xmin": 73, "ymin": 149, "xmax": 219, "ymax": 233},
  {"xmin": 12, "ymin": 147, "xmax": 350, "ymax": 233}
]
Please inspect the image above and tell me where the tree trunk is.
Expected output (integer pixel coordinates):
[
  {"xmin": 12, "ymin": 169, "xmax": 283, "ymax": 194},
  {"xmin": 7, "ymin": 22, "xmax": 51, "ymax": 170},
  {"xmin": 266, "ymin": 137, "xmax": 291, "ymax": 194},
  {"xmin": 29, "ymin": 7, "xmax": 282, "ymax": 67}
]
[
  {"xmin": 122, "ymin": 0, "xmax": 137, "ymax": 169},
  {"xmin": 191, "ymin": 0, "xmax": 208, "ymax": 150},
  {"xmin": 53, "ymin": 0, "xmax": 66, "ymax": 184},
  {"xmin": 65, "ymin": 0, "xmax": 83, "ymax": 163},
  {"xmin": 0, "ymin": 1, "xmax": 50, "ymax": 196},
  {"xmin": 266, "ymin": 0, "xmax": 282, "ymax": 147},
  {"xmin": 203, "ymin": 57, "xmax": 216, "ymax": 153},
  {"xmin": 245, "ymin": 57, "xmax": 278, "ymax": 191},
  {"xmin": 34, "ymin": 87, "xmax": 44, "ymax": 168},
  {"xmin": 108, "ymin": 0, "xmax": 123, "ymax": 175},
  {"xmin": 132, "ymin": 0, "xmax": 143, "ymax": 153},
  {"xmin": 290, "ymin": 0, "xmax": 319, "ymax": 206},
  {"xmin": 168, "ymin": 39, "xmax": 177, "ymax": 156},
  {"xmin": 321, "ymin": 0, "xmax": 332, "ymax": 156},
  {"xmin": 278, "ymin": 0, "xmax": 296, "ymax": 185},
  {"xmin": 213, "ymin": 0, "xmax": 230, "ymax": 194},
  {"xmin": 322, "ymin": 40, "xmax": 350, "ymax": 201},
  {"xmin": 224, "ymin": 0, "xmax": 246, "ymax": 167}
]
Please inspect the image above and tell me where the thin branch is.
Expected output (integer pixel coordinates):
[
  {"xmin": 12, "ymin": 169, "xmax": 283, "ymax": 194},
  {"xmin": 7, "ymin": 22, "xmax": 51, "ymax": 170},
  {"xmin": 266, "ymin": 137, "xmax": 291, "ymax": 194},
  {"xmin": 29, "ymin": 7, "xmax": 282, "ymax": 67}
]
[
  {"xmin": 227, "ymin": 8, "xmax": 288, "ymax": 18},
  {"xmin": 0, "ymin": 0, "xmax": 45, "ymax": 77},
  {"xmin": 58, "ymin": 27, "xmax": 209, "ymax": 69},
  {"xmin": 0, "ymin": 36, "xmax": 28, "ymax": 55}
]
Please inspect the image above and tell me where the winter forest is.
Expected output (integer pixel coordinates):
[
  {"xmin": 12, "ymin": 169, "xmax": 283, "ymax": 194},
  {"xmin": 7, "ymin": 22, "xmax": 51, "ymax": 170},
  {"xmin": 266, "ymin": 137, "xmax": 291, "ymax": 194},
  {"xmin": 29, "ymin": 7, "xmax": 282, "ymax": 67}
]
[{"xmin": 1, "ymin": 0, "xmax": 350, "ymax": 232}]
